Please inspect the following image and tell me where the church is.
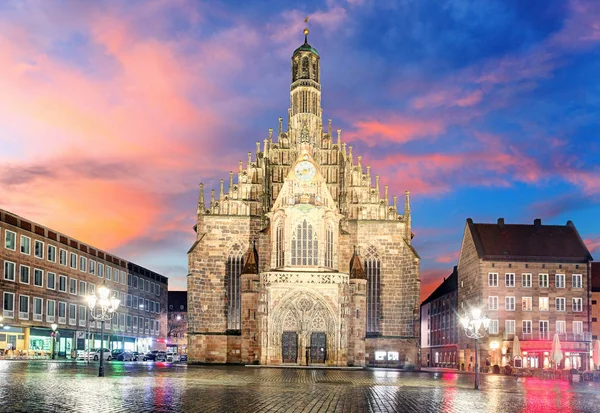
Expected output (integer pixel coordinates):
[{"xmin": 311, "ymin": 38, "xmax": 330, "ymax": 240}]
[{"xmin": 187, "ymin": 28, "xmax": 421, "ymax": 367}]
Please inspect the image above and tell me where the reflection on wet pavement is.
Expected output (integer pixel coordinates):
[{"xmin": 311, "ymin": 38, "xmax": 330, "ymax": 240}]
[{"xmin": 0, "ymin": 361, "xmax": 599, "ymax": 412}]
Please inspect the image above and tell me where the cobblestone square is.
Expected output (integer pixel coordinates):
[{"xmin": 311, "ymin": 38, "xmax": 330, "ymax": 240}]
[{"xmin": 1, "ymin": 361, "xmax": 600, "ymax": 412}]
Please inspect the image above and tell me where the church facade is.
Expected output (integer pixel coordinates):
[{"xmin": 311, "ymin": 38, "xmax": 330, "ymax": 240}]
[{"xmin": 187, "ymin": 31, "xmax": 421, "ymax": 367}]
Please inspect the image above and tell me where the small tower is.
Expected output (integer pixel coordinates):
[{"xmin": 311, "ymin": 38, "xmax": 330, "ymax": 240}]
[
  {"xmin": 241, "ymin": 241, "xmax": 260, "ymax": 364},
  {"xmin": 348, "ymin": 246, "xmax": 367, "ymax": 366}
]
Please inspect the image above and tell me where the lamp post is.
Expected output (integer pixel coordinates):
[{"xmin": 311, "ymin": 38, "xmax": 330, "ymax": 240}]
[
  {"xmin": 51, "ymin": 323, "xmax": 58, "ymax": 360},
  {"xmin": 460, "ymin": 307, "xmax": 490, "ymax": 390},
  {"xmin": 87, "ymin": 283, "xmax": 120, "ymax": 377}
]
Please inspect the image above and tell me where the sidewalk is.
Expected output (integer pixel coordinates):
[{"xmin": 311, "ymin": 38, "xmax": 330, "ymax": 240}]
[{"xmin": 245, "ymin": 364, "xmax": 363, "ymax": 370}]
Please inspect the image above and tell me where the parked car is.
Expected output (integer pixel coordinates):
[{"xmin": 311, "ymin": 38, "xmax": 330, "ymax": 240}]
[
  {"xmin": 166, "ymin": 352, "xmax": 180, "ymax": 362},
  {"xmin": 111, "ymin": 349, "xmax": 125, "ymax": 360},
  {"xmin": 117, "ymin": 351, "xmax": 135, "ymax": 361},
  {"xmin": 131, "ymin": 351, "xmax": 141, "ymax": 361},
  {"xmin": 179, "ymin": 354, "xmax": 188, "ymax": 362},
  {"xmin": 142, "ymin": 350, "xmax": 167, "ymax": 361},
  {"xmin": 77, "ymin": 348, "xmax": 112, "ymax": 361}
]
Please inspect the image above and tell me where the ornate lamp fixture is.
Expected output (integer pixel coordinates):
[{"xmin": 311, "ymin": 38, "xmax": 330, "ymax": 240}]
[{"xmin": 460, "ymin": 307, "xmax": 490, "ymax": 390}]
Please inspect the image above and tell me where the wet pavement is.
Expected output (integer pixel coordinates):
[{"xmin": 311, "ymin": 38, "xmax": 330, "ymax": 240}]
[{"xmin": 1, "ymin": 361, "xmax": 599, "ymax": 412}]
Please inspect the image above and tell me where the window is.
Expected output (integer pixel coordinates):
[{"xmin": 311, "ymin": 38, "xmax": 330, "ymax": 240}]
[
  {"xmin": 556, "ymin": 297, "xmax": 565, "ymax": 312},
  {"xmin": 34, "ymin": 240, "xmax": 44, "ymax": 258},
  {"xmin": 276, "ymin": 223, "xmax": 285, "ymax": 267},
  {"xmin": 145, "ymin": 299, "xmax": 149, "ymax": 313},
  {"xmin": 120, "ymin": 292, "xmax": 125, "ymax": 307},
  {"xmin": 573, "ymin": 321, "xmax": 583, "ymax": 335},
  {"xmin": 325, "ymin": 224, "xmax": 334, "ymax": 269},
  {"xmin": 156, "ymin": 285, "xmax": 160, "ymax": 297},
  {"xmin": 88, "ymin": 284, "xmax": 95, "ymax": 296},
  {"xmin": 79, "ymin": 306, "xmax": 87, "ymax": 327},
  {"xmin": 150, "ymin": 301, "xmax": 155, "ymax": 313},
  {"xmin": 539, "ymin": 274, "xmax": 548, "ymax": 288},
  {"xmin": 506, "ymin": 296, "xmax": 515, "ymax": 311},
  {"xmin": 106, "ymin": 266, "xmax": 111, "ymax": 281},
  {"xmin": 522, "ymin": 297, "xmax": 532, "ymax": 311},
  {"xmin": 59, "ymin": 249, "xmax": 67, "ymax": 266},
  {"xmin": 572, "ymin": 274, "xmax": 582, "ymax": 289},
  {"xmin": 58, "ymin": 275, "xmax": 67, "ymax": 292},
  {"xmin": 150, "ymin": 282, "xmax": 155, "ymax": 295},
  {"xmin": 127, "ymin": 294, "xmax": 132, "ymax": 307},
  {"xmin": 489, "ymin": 319, "xmax": 499, "ymax": 334},
  {"xmin": 291, "ymin": 219, "xmax": 318, "ymax": 266},
  {"xmin": 20, "ymin": 265, "xmax": 30, "ymax": 284},
  {"xmin": 70, "ymin": 253, "xmax": 77, "ymax": 269},
  {"xmin": 89, "ymin": 260, "xmax": 96, "ymax": 275},
  {"xmin": 156, "ymin": 302, "xmax": 160, "ymax": 313},
  {"xmin": 79, "ymin": 256, "xmax": 87, "ymax": 272},
  {"xmin": 366, "ymin": 253, "xmax": 381, "ymax": 335},
  {"xmin": 79, "ymin": 280, "xmax": 86, "ymax": 296},
  {"xmin": 139, "ymin": 317, "xmax": 144, "ymax": 331},
  {"xmin": 34, "ymin": 269, "xmax": 43, "ymax": 287},
  {"xmin": 98, "ymin": 263, "xmax": 104, "ymax": 278},
  {"xmin": 128, "ymin": 273, "xmax": 132, "ymax": 287},
  {"xmin": 539, "ymin": 297, "xmax": 549, "ymax": 311},
  {"xmin": 555, "ymin": 274, "xmax": 565, "ymax": 288},
  {"xmin": 4, "ymin": 230, "xmax": 16, "ymax": 250},
  {"xmin": 68, "ymin": 303, "xmax": 77, "ymax": 325},
  {"xmin": 133, "ymin": 275, "xmax": 138, "ymax": 289},
  {"xmin": 120, "ymin": 313, "xmax": 125, "ymax": 331},
  {"xmin": 133, "ymin": 296, "xmax": 138, "ymax": 309},
  {"xmin": 573, "ymin": 298, "xmax": 583, "ymax": 312},
  {"xmin": 505, "ymin": 320, "xmax": 515, "ymax": 335},
  {"xmin": 20, "ymin": 235, "xmax": 31, "ymax": 254},
  {"xmin": 33, "ymin": 297, "xmax": 43, "ymax": 321},
  {"xmin": 46, "ymin": 300, "xmax": 55, "ymax": 322},
  {"xmin": 556, "ymin": 320, "xmax": 566, "ymax": 334},
  {"xmin": 3, "ymin": 292, "xmax": 15, "ymax": 318},
  {"xmin": 58, "ymin": 302, "xmax": 66, "ymax": 324},
  {"xmin": 47, "ymin": 272, "xmax": 56, "ymax": 290},
  {"xmin": 539, "ymin": 320, "xmax": 549, "ymax": 340},
  {"xmin": 145, "ymin": 279, "xmax": 149, "ymax": 292},
  {"xmin": 522, "ymin": 273, "xmax": 532, "ymax": 288},
  {"xmin": 133, "ymin": 316, "xmax": 138, "ymax": 332},
  {"xmin": 19, "ymin": 295, "xmax": 29, "ymax": 320},
  {"xmin": 69, "ymin": 278, "xmax": 77, "ymax": 295},
  {"xmin": 226, "ymin": 252, "xmax": 243, "ymax": 330},
  {"xmin": 47, "ymin": 244, "xmax": 56, "ymax": 262},
  {"xmin": 488, "ymin": 296, "xmax": 498, "ymax": 310},
  {"xmin": 3, "ymin": 261, "xmax": 15, "ymax": 281},
  {"xmin": 488, "ymin": 273, "xmax": 498, "ymax": 287},
  {"xmin": 120, "ymin": 271, "xmax": 126, "ymax": 285},
  {"xmin": 505, "ymin": 273, "xmax": 515, "ymax": 287}
]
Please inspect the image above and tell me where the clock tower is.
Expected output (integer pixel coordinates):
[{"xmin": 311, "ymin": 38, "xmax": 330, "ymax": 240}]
[{"xmin": 289, "ymin": 27, "xmax": 322, "ymax": 148}]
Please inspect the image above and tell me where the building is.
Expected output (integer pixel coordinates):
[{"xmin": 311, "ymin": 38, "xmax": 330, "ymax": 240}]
[
  {"xmin": 167, "ymin": 291, "xmax": 187, "ymax": 354},
  {"xmin": 591, "ymin": 262, "xmax": 600, "ymax": 341},
  {"xmin": 0, "ymin": 208, "xmax": 168, "ymax": 358},
  {"xmin": 187, "ymin": 29, "xmax": 421, "ymax": 367},
  {"xmin": 420, "ymin": 266, "xmax": 458, "ymax": 368},
  {"xmin": 457, "ymin": 218, "xmax": 593, "ymax": 371}
]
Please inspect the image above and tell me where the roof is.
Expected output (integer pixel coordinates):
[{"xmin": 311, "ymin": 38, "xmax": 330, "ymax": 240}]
[
  {"xmin": 592, "ymin": 262, "xmax": 600, "ymax": 292},
  {"xmin": 241, "ymin": 242, "xmax": 259, "ymax": 274},
  {"xmin": 421, "ymin": 266, "xmax": 458, "ymax": 306},
  {"xmin": 467, "ymin": 218, "xmax": 593, "ymax": 262},
  {"xmin": 349, "ymin": 247, "xmax": 366, "ymax": 280},
  {"xmin": 168, "ymin": 291, "xmax": 187, "ymax": 312},
  {"xmin": 293, "ymin": 42, "xmax": 319, "ymax": 56}
]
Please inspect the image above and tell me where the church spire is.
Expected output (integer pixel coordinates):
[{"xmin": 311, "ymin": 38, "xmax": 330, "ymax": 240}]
[{"xmin": 197, "ymin": 183, "xmax": 205, "ymax": 215}]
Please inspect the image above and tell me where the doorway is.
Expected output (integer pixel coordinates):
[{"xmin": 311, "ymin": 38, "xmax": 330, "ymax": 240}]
[
  {"xmin": 282, "ymin": 332, "xmax": 298, "ymax": 363},
  {"xmin": 310, "ymin": 332, "xmax": 326, "ymax": 364}
]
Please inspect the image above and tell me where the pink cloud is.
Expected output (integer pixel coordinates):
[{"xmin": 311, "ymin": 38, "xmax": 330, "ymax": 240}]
[
  {"xmin": 436, "ymin": 251, "xmax": 459, "ymax": 264},
  {"xmin": 346, "ymin": 116, "xmax": 446, "ymax": 146},
  {"xmin": 585, "ymin": 237, "xmax": 600, "ymax": 254}
]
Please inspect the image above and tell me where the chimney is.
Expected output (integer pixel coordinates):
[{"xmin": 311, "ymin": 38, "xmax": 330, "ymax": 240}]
[
  {"xmin": 566, "ymin": 220, "xmax": 574, "ymax": 228},
  {"xmin": 497, "ymin": 218, "xmax": 504, "ymax": 228},
  {"xmin": 534, "ymin": 218, "xmax": 542, "ymax": 227}
]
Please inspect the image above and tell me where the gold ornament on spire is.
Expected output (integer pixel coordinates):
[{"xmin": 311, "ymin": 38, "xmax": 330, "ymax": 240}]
[{"xmin": 303, "ymin": 16, "xmax": 309, "ymax": 43}]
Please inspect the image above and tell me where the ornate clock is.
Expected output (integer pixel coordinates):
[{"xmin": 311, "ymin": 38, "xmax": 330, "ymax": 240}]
[{"xmin": 294, "ymin": 160, "xmax": 316, "ymax": 182}]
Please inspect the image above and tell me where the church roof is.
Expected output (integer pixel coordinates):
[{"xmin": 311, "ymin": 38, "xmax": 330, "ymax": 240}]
[
  {"xmin": 241, "ymin": 242, "xmax": 259, "ymax": 274},
  {"xmin": 467, "ymin": 218, "xmax": 592, "ymax": 262},
  {"xmin": 349, "ymin": 247, "xmax": 366, "ymax": 280},
  {"xmin": 293, "ymin": 42, "xmax": 319, "ymax": 56}
]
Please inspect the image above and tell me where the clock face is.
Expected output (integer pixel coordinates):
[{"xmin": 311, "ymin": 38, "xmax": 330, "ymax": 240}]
[{"xmin": 294, "ymin": 161, "xmax": 316, "ymax": 182}]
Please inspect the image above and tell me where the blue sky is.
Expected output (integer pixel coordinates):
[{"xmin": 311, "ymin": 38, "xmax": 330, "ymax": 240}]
[{"xmin": 0, "ymin": 0, "xmax": 598, "ymax": 299}]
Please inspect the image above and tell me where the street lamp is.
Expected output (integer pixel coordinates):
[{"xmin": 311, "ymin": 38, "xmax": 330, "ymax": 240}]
[
  {"xmin": 87, "ymin": 283, "xmax": 120, "ymax": 377},
  {"xmin": 51, "ymin": 323, "xmax": 58, "ymax": 360},
  {"xmin": 460, "ymin": 307, "xmax": 490, "ymax": 390}
]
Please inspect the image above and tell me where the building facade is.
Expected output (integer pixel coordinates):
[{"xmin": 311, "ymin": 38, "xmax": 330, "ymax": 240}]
[
  {"xmin": 420, "ymin": 266, "xmax": 458, "ymax": 368},
  {"xmin": 591, "ymin": 262, "xmax": 600, "ymax": 342},
  {"xmin": 457, "ymin": 218, "xmax": 593, "ymax": 371},
  {"xmin": 187, "ymin": 30, "xmax": 421, "ymax": 367},
  {"xmin": 0, "ymin": 209, "xmax": 168, "ymax": 358},
  {"xmin": 167, "ymin": 291, "xmax": 187, "ymax": 354}
]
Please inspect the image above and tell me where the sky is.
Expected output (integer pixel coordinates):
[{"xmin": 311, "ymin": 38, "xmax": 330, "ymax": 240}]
[{"xmin": 0, "ymin": 0, "xmax": 599, "ymax": 300}]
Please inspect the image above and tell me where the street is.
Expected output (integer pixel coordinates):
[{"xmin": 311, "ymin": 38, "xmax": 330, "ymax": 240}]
[{"xmin": 0, "ymin": 361, "xmax": 599, "ymax": 412}]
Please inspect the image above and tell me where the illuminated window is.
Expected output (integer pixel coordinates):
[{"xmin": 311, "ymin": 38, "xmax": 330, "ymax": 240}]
[
  {"xmin": 387, "ymin": 351, "xmax": 399, "ymax": 361},
  {"xmin": 539, "ymin": 297, "xmax": 549, "ymax": 311},
  {"xmin": 291, "ymin": 220, "xmax": 318, "ymax": 266},
  {"xmin": 366, "ymin": 246, "xmax": 381, "ymax": 335},
  {"xmin": 375, "ymin": 351, "xmax": 386, "ymax": 361},
  {"xmin": 226, "ymin": 248, "xmax": 244, "ymax": 330}
]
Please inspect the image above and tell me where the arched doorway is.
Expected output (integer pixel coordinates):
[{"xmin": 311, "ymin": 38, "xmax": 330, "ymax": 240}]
[{"xmin": 282, "ymin": 331, "xmax": 298, "ymax": 363}]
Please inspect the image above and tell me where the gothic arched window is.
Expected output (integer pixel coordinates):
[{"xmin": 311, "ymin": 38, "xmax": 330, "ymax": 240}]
[
  {"xmin": 365, "ymin": 246, "xmax": 381, "ymax": 335},
  {"xmin": 325, "ymin": 224, "xmax": 334, "ymax": 269},
  {"xmin": 276, "ymin": 223, "xmax": 285, "ymax": 268},
  {"xmin": 301, "ymin": 56, "xmax": 309, "ymax": 78},
  {"xmin": 291, "ymin": 220, "xmax": 318, "ymax": 266},
  {"xmin": 226, "ymin": 249, "xmax": 244, "ymax": 330}
]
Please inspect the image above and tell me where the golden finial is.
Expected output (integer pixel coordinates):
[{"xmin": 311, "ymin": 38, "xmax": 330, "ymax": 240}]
[{"xmin": 304, "ymin": 16, "xmax": 309, "ymax": 43}]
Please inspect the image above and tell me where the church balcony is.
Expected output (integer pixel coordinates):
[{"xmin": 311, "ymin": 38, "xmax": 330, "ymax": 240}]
[{"xmin": 261, "ymin": 271, "xmax": 349, "ymax": 285}]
